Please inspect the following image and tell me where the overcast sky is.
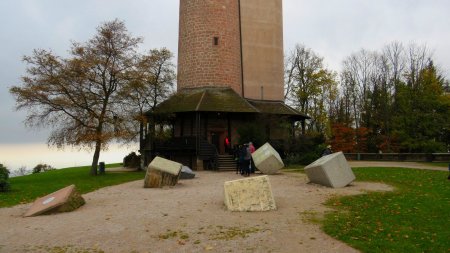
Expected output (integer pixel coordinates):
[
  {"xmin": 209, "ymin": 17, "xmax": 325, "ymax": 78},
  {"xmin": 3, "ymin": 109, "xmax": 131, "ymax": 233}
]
[{"xmin": 1, "ymin": 0, "xmax": 449, "ymax": 144}]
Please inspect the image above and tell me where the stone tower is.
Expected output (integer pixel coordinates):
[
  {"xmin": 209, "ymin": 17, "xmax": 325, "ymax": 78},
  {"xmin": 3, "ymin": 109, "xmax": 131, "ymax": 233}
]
[
  {"xmin": 177, "ymin": 0, "xmax": 284, "ymax": 101},
  {"xmin": 140, "ymin": 0, "xmax": 308, "ymax": 171},
  {"xmin": 178, "ymin": 0, "xmax": 243, "ymax": 95}
]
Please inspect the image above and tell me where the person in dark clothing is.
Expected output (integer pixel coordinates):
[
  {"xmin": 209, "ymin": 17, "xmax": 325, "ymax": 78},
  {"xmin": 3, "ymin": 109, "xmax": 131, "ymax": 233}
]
[
  {"xmin": 238, "ymin": 144, "xmax": 247, "ymax": 175},
  {"xmin": 322, "ymin": 145, "xmax": 332, "ymax": 156},
  {"xmin": 243, "ymin": 144, "xmax": 251, "ymax": 176},
  {"xmin": 234, "ymin": 144, "xmax": 241, "ymax": 174}
]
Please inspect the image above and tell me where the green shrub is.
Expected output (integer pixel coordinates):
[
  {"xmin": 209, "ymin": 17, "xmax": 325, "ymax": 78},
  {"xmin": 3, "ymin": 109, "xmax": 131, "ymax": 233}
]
[
  {"xmin": 32, "ymin": 163, "xmax": 55, "ymax": 174},
  {"xmin": 284, "ymin": 152, "xmax": 320, "ymax": 165},
  {"xmin": 284, "ymin": 133, "xmax": 325, "ymax": 165},
  {"xmin": 123, "ymin": 152, "xmax": 141, "ymax": 168},
  {"xmin": 0, "ymin": 163, "xmax": 10, "ymax": 192}
]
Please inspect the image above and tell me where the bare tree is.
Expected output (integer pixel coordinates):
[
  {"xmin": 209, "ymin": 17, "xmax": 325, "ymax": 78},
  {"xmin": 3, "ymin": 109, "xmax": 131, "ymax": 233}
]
[
  {"xmin": 11, "ymin": 166, "xmax": 30, "ymax": 177},
  {"xmin": 406, "ymin": 43, "xmax": 432, "ymax": 88},
  {"xmin": 382, "ymin": 41, "xmax": 405, "ymax": 85},
  {"xmin": 341, "ymin": 49, "xmax": 380, "ymax": 129},
  {"xmin": 336, "ymin": 42, "xmax": 437, "ymax": 152},
  {"xmin": 284, "ymin": 53, "xmax": 298, "ymax": 102}
]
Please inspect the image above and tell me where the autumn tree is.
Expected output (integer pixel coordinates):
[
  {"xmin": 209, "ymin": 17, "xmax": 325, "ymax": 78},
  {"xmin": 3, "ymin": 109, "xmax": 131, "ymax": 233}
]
[
  {"xmin": 119, "ymin": 48, "xmax": 176, "ymax": 143},
  {"xmin": 10, "ymin": 19, "xmax": 143, "ymax": 175},
  {"xmin": 334, "ymin": 42, "xmax": 448, "ymax": 153},
  {"xmin": 285, "ymin": 41, "xmax": 448, "ymax": 153},
  {"xmin": 284, "ymin": 44, "xmax": 338, "ymax": 136}
]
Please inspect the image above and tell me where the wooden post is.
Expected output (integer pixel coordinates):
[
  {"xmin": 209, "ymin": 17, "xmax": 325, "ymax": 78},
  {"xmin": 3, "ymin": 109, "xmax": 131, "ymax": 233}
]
[{"xmin": 301, "ymin": 120, "xmax": 306, "ymax": 135}]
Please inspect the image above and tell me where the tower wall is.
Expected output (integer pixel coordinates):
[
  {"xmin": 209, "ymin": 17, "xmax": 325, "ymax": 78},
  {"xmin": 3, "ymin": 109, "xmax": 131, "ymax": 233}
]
[
  {"xmin": 178, "ymin": 0, "xmax": 242, "ymax": 95},
  {"xmin": 241, "ymin": 0, "xmax": 284, "ymax": 101}
]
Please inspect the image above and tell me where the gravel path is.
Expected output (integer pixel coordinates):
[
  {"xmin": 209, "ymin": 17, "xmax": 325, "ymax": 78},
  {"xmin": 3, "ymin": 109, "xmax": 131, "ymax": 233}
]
[{"xmin": 0, "ymin": 171, "xmax": 393, "ymax": 253}]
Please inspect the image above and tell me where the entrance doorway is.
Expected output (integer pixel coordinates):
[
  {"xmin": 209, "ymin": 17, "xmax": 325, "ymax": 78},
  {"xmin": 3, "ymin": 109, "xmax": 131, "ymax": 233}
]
[{"xmin": 210, "ymin": 131, "xmax": 226, "ymax": 154}]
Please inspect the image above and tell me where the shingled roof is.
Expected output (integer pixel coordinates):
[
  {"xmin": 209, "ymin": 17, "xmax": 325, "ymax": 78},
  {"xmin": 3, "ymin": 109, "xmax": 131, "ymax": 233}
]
[
  {"xmin": 152, "ymin": 87, "xmax": 309, "ymax": 119},
  {"xmin": 153, "ymin": 87, "xmax": 258, "ymax": 114},
  {"xmin": 247, "ymin": 100, "xmax": 310, "ymax": 119}
]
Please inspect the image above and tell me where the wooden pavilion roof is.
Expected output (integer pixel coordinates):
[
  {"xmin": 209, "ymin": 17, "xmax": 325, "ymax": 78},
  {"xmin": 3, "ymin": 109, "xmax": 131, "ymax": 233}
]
[{"xmin": 151, "ymin": 87, "xmax": 310, "ymax": 120}]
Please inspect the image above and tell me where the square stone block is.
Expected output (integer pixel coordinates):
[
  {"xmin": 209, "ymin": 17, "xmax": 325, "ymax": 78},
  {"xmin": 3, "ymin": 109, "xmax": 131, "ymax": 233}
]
[
  {"xmin": 304, "ymin": 152, "xmax": 355, "ymax": 188},
  {"xmin": 251, "ymin": 142, "xmax": 284, "ymax": 174},
  {"xmin": 24, "ymin": 184, "xmax": 85, "ymax": 217},
  {"xmin": 144, "ymin": 156, "xmax": 182, "ymax": 188},
  {"xmin": 224, "ymin": 175, "xmax": 277, "ymax": 212}
]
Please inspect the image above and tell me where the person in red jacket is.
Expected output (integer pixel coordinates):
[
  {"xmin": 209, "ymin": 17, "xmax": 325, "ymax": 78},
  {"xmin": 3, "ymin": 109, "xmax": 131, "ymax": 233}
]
[
  {"xmin": 248, "ymin": 142, "xmax": 255, "ymax": 153},
  {"xmin": 248, "ymin": 142, "xmax": 256, "ymax": 173}
]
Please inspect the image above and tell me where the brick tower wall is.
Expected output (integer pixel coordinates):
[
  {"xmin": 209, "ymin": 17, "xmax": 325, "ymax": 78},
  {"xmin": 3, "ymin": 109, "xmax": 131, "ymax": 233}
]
[{"xmin": 178, "ymin": 0, "xmax": 242, "ymax": 95}]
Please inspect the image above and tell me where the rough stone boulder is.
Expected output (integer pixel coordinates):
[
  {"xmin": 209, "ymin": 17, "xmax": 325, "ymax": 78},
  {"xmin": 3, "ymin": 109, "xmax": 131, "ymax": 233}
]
[
  {"xmin": 304, "ymin": 151, "xmax": 355, "ymax": 188},
  {"xmin": 224, "ymin": 175, "xmax": 277, "ymax": 212},
  {"xmin": 24, "ymin": 184, "xmax": 85, "ymax": 217},
  {"xmin": 180, "ymin": 166, "xmax": 195, "ymax": 180},
  {"xmin": 251, "ymin": 142, "xmax": 284, "ymax": 174},
  {"xmin": 144, "ymin": 156, "xmax": 182, "ymax": 188}
]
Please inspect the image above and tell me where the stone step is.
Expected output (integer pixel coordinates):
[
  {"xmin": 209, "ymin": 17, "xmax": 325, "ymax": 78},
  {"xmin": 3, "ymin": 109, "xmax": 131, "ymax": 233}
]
[{"xmin": 217, "ymin": 154, "xmax": 238, "ymax": 171}]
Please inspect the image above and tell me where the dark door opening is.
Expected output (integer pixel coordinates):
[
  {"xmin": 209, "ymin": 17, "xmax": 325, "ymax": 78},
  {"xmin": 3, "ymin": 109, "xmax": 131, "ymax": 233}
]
[{"xmin": 211, "ymin": 132, "xmax": 220, "ymax": 153}]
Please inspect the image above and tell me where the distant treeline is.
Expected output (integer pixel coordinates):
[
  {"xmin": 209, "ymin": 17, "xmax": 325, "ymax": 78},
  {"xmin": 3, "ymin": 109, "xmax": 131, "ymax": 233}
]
[{"xmin": 285, "ymin": 42, "xmax": 450, "ymax": 153}]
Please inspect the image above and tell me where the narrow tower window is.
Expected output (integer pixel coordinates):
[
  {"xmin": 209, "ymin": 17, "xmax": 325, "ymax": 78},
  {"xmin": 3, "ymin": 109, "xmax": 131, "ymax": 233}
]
[{"xmin": 213, "ymin": 37, "xmax": 219, "ymax": 46}]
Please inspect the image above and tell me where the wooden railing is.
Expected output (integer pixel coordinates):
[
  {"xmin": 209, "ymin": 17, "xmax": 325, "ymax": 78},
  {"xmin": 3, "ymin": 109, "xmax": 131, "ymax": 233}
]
[
  {"xmin": 153, "ymin": 136, "xmax": 197, "ymax": 151},
  {"xmin": 142, "ymin": 136, "xmax": 219, "ymax": 170}
]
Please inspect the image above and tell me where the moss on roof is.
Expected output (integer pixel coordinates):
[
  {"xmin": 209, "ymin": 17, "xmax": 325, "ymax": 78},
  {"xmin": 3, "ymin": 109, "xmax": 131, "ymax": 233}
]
[
  {"xmin": 247, "ymin": 100, "xmax": 310, "ymax": 119},
  {"xmin": 153, "ymin": 87, "xmax": 258, "ymax": 114},
  {"xmin": 152, "ymin": 87, "xmax": 310, "ymax": 120},
  {"xmin": 153, "ymin": 90, "xmax": 203, "ymax": 114}
]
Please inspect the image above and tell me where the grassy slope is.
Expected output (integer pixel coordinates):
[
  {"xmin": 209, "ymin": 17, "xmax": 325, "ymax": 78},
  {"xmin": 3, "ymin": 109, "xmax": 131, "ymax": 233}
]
[
  {"xmin": 0, "ymin": 164, "xmax": 144, "ymax": 208},
  {"xmin": 419, "ymin": 162, "xmax": 449, "ymax": 168},
  {"xmin": 322, "ymin": 167, "xmax": 450, "ymax": 253}
]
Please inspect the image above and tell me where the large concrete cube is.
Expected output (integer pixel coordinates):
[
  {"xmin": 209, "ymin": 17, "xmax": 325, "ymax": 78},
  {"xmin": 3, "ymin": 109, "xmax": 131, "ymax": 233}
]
[
  {"xmin": 251, "ymin": 142, "xmax": 284, "ymax": 174},
  {"xmin": 304, "ymin": 152, "xmax": 355, "ymax": 188},
  {"xmin": 144, "ymin": 156, "xmax": 182, "ymax": 188},
  {"xmin": 224, "ymin": 175, "xmax": 277, "ymax": 212},
  {"xmin": 24, "ymin": 185, "xmax": 85, "ymax": 217}
]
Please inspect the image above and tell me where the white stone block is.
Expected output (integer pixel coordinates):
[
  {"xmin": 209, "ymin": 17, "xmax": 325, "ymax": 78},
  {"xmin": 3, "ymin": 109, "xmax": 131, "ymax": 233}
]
[
  {"xmin": 144, "ymin": 156, "xmax": 182, "ymax": 188},
  {"xmin": 251, "ymin": 143, "xmax": 284, "ymax": 175},
  {"xmin": 304, "ymin": 152, "xmax": 355, "ymax": 188},
  {"xmin": 224, "ymin": 175, "xmax": 277, "ymax": 212},
  {"xmin": 148, "ymin": 156, "xmax": 182, "ymax": 175}
]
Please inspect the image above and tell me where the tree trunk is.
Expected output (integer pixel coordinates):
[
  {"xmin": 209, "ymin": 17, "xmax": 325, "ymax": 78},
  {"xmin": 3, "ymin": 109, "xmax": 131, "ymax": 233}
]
[
  {"xmin": 90, "ymin": 140, "xmax": 101, "ymax": 176},
  {"xmin": 92, "ymin": 93, "xmax": 107, "ymax": 176}
]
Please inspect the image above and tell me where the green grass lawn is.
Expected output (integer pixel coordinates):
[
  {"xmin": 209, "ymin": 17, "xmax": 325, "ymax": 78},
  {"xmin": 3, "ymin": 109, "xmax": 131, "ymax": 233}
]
[
  {"xmin": 419, "ymin": 162, "xmax": 450, "ymax": 168},
  {"xmin": 0, "ymin": 163, "xmax": 145, "ymax": 208},
  {"xmin": 322, "ymin": 167, "xmax": 450, "ymax": 253}
]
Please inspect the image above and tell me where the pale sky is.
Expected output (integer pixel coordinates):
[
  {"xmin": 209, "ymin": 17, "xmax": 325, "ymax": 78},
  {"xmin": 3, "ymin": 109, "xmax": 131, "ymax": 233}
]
[{"xmin": 1, "ymin": 0, "xmax": 449, "ymax": 144}]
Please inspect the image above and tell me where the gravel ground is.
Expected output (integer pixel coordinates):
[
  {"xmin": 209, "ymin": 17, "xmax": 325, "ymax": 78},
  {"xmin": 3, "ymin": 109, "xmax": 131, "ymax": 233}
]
[{"xmin": 0, "ymin": 171, "xmax": 393, "ymax": 253}]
